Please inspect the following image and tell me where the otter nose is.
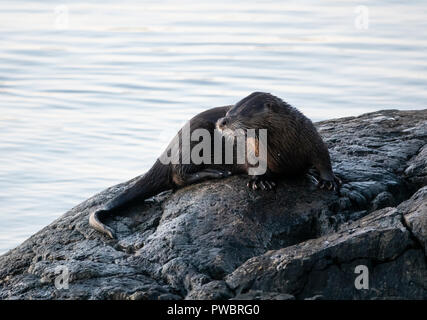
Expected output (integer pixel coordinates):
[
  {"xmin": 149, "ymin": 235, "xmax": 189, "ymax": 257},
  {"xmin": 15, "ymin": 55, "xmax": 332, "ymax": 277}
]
[{"xmin": 217, "ymin": 117, "xmax": 230, "ymax": 129}]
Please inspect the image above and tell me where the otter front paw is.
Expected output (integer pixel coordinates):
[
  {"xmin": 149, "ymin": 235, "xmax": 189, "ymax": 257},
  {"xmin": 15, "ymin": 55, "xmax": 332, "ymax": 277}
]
[
  {"xmin": 247, "ymin": 177, "xmax": 276, "ymax": 190},
  {"xmin": 317, "ymin": 175, "xmax": 342, "ymax": 192}
]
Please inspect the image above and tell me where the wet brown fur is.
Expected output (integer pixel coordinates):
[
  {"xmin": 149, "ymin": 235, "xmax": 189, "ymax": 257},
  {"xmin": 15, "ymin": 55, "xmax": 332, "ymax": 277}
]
[
  {"xmin": 222, "ymin": 92, "xmax": 336, "ymax": 182},
  {"xmin": 89, "ymin": 92, "xmax": 339, "ymax": 238}
]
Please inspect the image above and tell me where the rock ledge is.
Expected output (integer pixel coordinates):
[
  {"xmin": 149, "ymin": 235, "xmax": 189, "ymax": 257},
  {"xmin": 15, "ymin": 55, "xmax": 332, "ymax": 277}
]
[{"xmin": 0, "ymin": 109, "xmax": 426, "ymax": 300}]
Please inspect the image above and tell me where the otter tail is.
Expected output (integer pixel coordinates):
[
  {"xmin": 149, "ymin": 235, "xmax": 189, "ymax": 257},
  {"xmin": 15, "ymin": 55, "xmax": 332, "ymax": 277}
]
[{"xmin": 89, "ymin": 160, "xmax": 171, "ymax": 239}]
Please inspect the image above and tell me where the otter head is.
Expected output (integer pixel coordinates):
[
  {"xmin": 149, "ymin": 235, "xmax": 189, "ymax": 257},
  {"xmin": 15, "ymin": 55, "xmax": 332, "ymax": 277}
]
[{"xmin": 216, "ymin": 92, "xmax": 281, "ymax": 136}]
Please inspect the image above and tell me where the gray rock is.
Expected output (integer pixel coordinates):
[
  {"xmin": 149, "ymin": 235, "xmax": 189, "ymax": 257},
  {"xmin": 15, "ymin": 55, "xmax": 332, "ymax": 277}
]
[
  {"xmin": 232, "ymin": 290, "xmax": 295, "ymax": 300},
  {"xmin": 0, "ymin": 109, "xmax": 426, "ymax": 300},
  {"xmin": 225, "ymin": 188, "xmax": 427, "ymax": 300},
  {"xmin": 403, "ymin": 189, "xmax": 427, "ymax": 255}
]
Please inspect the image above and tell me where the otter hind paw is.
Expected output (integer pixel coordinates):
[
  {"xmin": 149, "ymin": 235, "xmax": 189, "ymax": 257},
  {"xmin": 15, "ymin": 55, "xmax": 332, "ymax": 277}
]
[
  {"xmin": 247, "ymin": 177, "xmax": 276, "ymax": 190},
  {"xmin": 203, "ymin": 169, "xmax": 232, "ymax": 178}
]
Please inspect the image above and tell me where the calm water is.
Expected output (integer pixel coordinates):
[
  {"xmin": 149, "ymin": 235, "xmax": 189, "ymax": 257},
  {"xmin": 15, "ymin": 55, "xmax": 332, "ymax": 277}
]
[{"xmin": 1, "ymin": 0, "xmax": 427, "ymax": 255}]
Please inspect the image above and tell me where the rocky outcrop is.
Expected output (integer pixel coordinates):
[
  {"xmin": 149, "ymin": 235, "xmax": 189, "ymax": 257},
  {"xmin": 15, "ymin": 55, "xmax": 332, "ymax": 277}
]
[{"xmin": 0, "ymin": 109, "xmax": 426, "ymax": 300}]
